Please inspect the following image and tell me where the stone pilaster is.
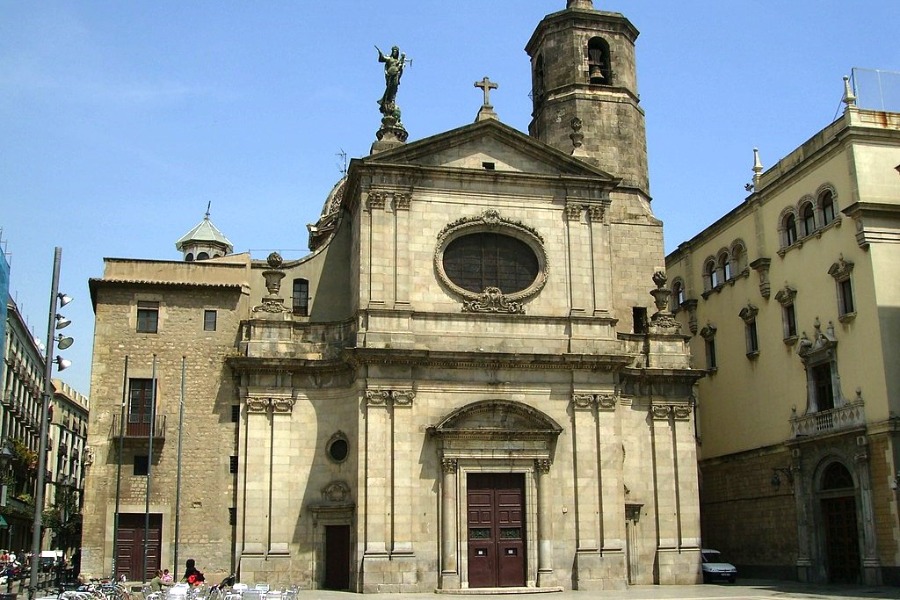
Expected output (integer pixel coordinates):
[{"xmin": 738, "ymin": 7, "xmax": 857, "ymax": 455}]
[
  {"xmin": 565, "ymin": 204, "xmax": 590, "ymax": 313},
  {"xmin": 588, "ymin": 203, "xmax": 612, "ymax": 315},
  {"xmin": 535, "ymin": 459, "xmax": 555, "ymax": 587},
  {"xmin": 571, "ymin": 394, "xmax": 600, "ymax": 550},
  {"xmin": 440, "ymin": 458, "xmax": 460, "ymax": 589},
  {"xmin": 364, "ymin": 389, "xmax": 391, "ymax": 555},
  {"xmin": 243, "ymin": 396, "xmax": 272, "ymax": 553}
]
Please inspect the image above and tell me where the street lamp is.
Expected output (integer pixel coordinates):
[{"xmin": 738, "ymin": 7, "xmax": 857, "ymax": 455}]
[{"xmin": 28, "ymin": 248, "xmax": 74, "ymax": 600}]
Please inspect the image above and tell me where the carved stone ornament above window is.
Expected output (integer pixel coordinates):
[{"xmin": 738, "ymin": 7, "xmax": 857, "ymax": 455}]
[
  {"xmin": 828, "ymin": 254, "xmax": 854, "ymax": 280},
  {"xmin": 435, "ymin": 209, "xmax": 549, "ymax": 313},
  {"xmin": 775, "ymin": 285, "xmax": 797, "ymax": 306},
  {"xmin": 738, "ymin": 303, "xmax": 759, "ymax": 324},
  {"xmin": 699, "ymin": 322, "xmax": 717, "ymax": 340}
]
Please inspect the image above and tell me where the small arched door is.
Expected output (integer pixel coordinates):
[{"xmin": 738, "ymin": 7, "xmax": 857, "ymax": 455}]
[{"xmin": 818, "ymin": 462, "xmax": 860, "ymax": 583}]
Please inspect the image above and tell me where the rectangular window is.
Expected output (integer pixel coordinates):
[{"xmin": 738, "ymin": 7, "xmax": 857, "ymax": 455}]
[
  {"xmin": 204, "ymin": 310, "xmax": 217, "ymax": 331},
  {"xmin": 745, "ymin": 320, "xmax": 759, "ymax": 356},
  {"xmin": 838, "ymin": 278, "xmax": 855, "ymax": 316},
  {"xmin": 632, "ymin": 307, "xmax": 648, "ymax": 334},
  {"xmin": 127, "ymin": 378, "xmax": 155, "ymax": 437},
  {"xmin": 229, "ymin": 455, "xmax": 238, "ymax": 473},
  {"xmin": 136, "ymin": 301, "xmax": 159, "ymax": 333},
  {"xmin": 705, "ymin": 338, "xmax": 717, "ymax": 370},
  {"xmin": 229, "ymin": 507, "xmax": 237, "ymax": 526},
  {"xmin": 293, "ymin": 279, "xmax": 310, "ymax": 316},
  {"xmin": 783, "ymin": 304, "xmax": 797, "ymax": 339},
  {"xmin": 231, "ymin": 404, "xmax": 240, "ymax": 423},
  {"xmin": 812, "ymin": 363, "xmax": 835, "ymax": 411},
  {"xmin": 134, "ymin": 455, "xmax": 149, "ymax": 476}
]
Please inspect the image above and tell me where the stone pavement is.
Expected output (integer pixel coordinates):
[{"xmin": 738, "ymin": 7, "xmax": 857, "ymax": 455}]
[{"xmin": 18, "ymin": 580, "xmax": 900, "ymax": 600}]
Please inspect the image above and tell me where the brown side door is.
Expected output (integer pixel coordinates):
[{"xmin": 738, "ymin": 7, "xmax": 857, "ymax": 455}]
[
  {"xmin": 116, "ymin": 513, "xmax": 161, "ymax": 581},
  {"xmin": 822, "ymin": 496, "xmax": 861, "ymax": 583},
  {"xmin": 323, "ymin": 525, "xmax": 350, "ymax": 590},
  {"xmin": 467, "ymin": 473, "xmax": 525, "ymax": 588}
]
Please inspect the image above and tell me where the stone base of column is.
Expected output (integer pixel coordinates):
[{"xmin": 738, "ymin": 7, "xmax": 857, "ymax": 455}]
[
  {"xmin": 361, "ymin": 552, "xmax": 434, "ymax": 594},
  {"xmin": 862, "ymin": 558, "xmax": 882, "ymax": 586},
  {"xmin": 573, "ymin": 550, "xmax": 627, "ymax": 590},
  {"xmin": 655, "ymin": 547, "xmax": 701, "ymax": 584},
  {"xmin": 439, "ymin": 571, "xmax": 461, "ymax": 590},
  {"xmin": 536, "ymin": 568, "xmax": 556, "ymax": 587}
]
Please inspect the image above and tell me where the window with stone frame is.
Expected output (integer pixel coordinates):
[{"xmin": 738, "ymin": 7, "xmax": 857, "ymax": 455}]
[
  {"xmin": 782, "ymin": 212, "xmax": 798, "ymax": 247},
  {"xmin": 828, "ymin": 255, "xmax": 856, "ymax": 322},
  {"xmin": 703, "ymin": 258, "xmax": 718, "ymax": 291},
  {"xmin": 292, "ymin": 278, "xmax": 310, "ymax": 316},
  {"xmin": 203, "ymin": 309, "xmax": 217, "ymax": 331},
  {"xmin": 587, "ymin": 37, "xmax": 612, "ymax": 84},
  {"xmin": 739, "ymin": 304, "xmax": 760, "ymax": 358},
  {"xmin": 775, "ymin": 285, "xmax": 798, "ymax": 344},
  {"xmin": 718, "ymin": 250, "xmax": 732, "ymax": 281},
  {"xmin": 800, "ymin": 201, "xmax": 817, "ymax": 237},
  {"xmin": 128, "ymin": 378, "xmax": 156, "ymax": 437},
  {"xmin": 797, "ymin": 318, "xmax": 842, "ymax": 413},
  {"xmin": 820, "ymin": 188, "xmax": 837, "ymax": 225},
  {"xmin": 136, "ymin": 301, "xmax": 159, "ymax": 333},
  {"xmin": 731, "ymin": 240, "xmax": 748, "ymax": 275},
  {"xmin": 671, "ymin": 278, "xmax": 686, "ymax": 309},
  {"xmin": 700, "ymin": 323, "xmax": 717, "ymax": 371}
]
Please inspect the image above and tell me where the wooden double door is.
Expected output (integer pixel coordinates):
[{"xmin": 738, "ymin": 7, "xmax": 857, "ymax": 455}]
[
  {"xmin": 115, "ymin": 513, "xmax": 161, "ymax": 582},
  {"xmin": 467, "ymin": 473, "xmax": 525, "ymax": 588}
]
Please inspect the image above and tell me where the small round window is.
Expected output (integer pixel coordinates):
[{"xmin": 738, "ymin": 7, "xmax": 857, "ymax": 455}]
[
  {"xmin": 328, "ymin": 436, "xmax": 349, "ymax": 463},
  {"xmin": 442, "ymin": 232, "xmax": 539, "ymax": 294}
]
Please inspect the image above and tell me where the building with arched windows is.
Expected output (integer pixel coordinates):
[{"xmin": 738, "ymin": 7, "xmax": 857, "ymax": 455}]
[
  {"xmin": 81, "ymin": 1, "xmax": 705, "ymax": 592},
  {"xmin": 666, "ymin": 80, "xmax": 900, "ymax": 585}
]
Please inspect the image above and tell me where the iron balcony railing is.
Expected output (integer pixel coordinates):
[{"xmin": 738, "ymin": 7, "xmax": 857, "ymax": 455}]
[{"xmin": 110, "ymin": 414, "xmax": 167, "ymax": 440}]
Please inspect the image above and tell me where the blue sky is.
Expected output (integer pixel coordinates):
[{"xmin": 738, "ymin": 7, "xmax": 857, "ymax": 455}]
[{"xmin": 1, "ymin": 0, "xmax": 896, "ymax": 395}]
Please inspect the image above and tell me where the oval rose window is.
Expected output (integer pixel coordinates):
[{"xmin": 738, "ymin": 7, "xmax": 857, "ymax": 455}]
[{"xmin": 442, "ymin": 232, "xmax": 539, "ymax": 294}]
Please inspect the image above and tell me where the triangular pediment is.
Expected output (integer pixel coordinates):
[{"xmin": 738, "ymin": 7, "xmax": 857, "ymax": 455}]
[{"xmin": 358, "ymin": 119, "xmax": 619, "ymax": 182}]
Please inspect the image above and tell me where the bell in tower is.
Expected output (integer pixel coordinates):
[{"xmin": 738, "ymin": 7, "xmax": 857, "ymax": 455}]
[{"xmin": 526, "ymin": 0, "xmax": 649, "ymax": 199}]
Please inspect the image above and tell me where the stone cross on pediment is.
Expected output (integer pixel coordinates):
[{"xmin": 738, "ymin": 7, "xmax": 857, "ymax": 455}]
[{"xmin": 475, "ymin": 77, "xmax": 499, "ymax": 107}]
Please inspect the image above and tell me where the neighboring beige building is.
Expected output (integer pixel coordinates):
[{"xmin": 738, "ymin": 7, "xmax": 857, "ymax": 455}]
[
  {"xmin": 82, "ymin": 1, "xmax": 705, "ymax": 592},
  {"xmin": 48, "ymin": 379, "xmax": 90, "ymax": 555},
  {"xmin": 666, "ymin": 82, "xmax": 900, "ymax": 585}
]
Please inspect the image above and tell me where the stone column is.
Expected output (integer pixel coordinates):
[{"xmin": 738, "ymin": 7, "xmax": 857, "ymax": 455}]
[
  {"xmin": 364, "ymin": 389, "xmax": 391, "ymax": 555},
  {"xmin": 366, "ymin": 192, "xmax": 388, "ymax": 305},
  {"xmin": 391, "ymin": 390, "xmax": 415, "ymax": 554},
  {"xmin": 243, "ymin": 396, "xmax": 271, "ymax": 553},
  {"xmin": 587, "ymin": 204, "xmax": 611, "ymax": 315},
  {"xmin": 440, "ymin": 458, "xmax": 460, "ymax": 589},
  {"xmin": 597, "ymin": 395, "xmax": 624, "ymax": 552},
  {"xmin": 564, "ymin": 203, "xmax": 590, "ymax": 313},
  {"xmin": 535, "ymin": 459, "xmax": 554, "ymax": 586},
  {"xmin": 855, "ymin": 438, "xmax": 882, "ymax": 585},
  {"xmin": 673, "ymin": 405, "xmax": 700, "ymax": 550},
  {"xmin": 651, "ymin": 405, "xmax": 677, "ymax": 549},
  {"xmin": 572, "ymin": 394, "xmax": 600, "ymax": 551},
  {"xmin": 393, "ymin": 193, "xmax": 412, "ymax": 306},
  {"xmin": 269, "ymin": 396, "xmax": 295, "ymax": 553}
]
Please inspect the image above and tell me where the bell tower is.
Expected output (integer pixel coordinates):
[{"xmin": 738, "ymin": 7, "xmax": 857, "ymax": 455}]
[{"xmin": 526, "ymin": 0, "xmax": 649, "ymax": 198}]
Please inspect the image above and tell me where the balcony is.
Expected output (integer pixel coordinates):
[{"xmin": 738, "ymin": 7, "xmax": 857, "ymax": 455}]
[
  {"xmin": 111, "ymin": 414, "xmax": 167, "ymax": 440},
  {"xmin": 790, "ymin": 398, "xmax": 865, "ymax": 438}
]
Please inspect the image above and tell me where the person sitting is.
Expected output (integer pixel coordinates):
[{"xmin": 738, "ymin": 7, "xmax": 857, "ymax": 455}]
[
  {"xmin": 181, "ymin": 559, "xmax": 204, "ymax": 586},
  {"xmin": 150, "ymin": 570, "xmax": 173, "ymax": 592}
]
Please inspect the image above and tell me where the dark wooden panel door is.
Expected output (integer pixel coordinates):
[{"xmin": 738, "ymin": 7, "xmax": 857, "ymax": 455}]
[
  {"xmin": 324, "ymin": 525, "xmax": 350, "ymax": 590},
  {"xmin": 822, "ymin": 496, "xmax": 860, "ymax": 583},
  {"xmin": 116, "ymin": 513, "xmax": 161, "ymax": 582},
  {"xmin": 467, "ymin": 473, "xmax": 525, "ymax": 588}
]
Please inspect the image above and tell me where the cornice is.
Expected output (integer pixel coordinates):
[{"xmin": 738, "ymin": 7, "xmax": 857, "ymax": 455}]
[{"xmin": 345, "ymin": 348, "xmax": 633, "ymax": 371}]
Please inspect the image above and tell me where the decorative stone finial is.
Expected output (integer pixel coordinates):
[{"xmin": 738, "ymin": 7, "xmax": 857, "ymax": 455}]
[
  {"xmin": 842, "ymin": 75, "xmax": 857, "ymax": 108},
  {"xmin": 567, "ymin": 0, "xmax": 594, "ymax": 9},
  {"xmin": 253, "ymin": 252, "xmax": 290, "ymax": 313},
  {"xmin": 649, "ymin": 271, "xmax": 680, "ymax": 332},
  {"xmin": 570, "ymin": 117, "xmax": 586, "ymax": 156},
  {"xmin": 752, "ymin": 147, "xmax": 763, "ymax": 181}
]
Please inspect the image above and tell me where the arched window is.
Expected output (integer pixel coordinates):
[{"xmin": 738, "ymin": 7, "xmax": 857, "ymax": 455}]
[
  {"xmin": 801, "ymin": 202, "xmax": 816, "ymax": 236},
  {"xmin": 704, "ymin": 259, "xmax": 718, "ymax": 290},
  {"xmin": 718, "ymin": 251, "xmax": 732, "ymax": 281},
  {"xmin": 820, "ymin": 189, "xmax": 836, "ymax": 225},
  {"xmin": 587, "ymin": 37, "xmax": 611, "ymax": 84},
  {"xmin": 532, "ymin": 54, "xmax": 545, "ymax": 108},
  {"xmin": 197, "ymin": 251, "xmax": 210, "ymax": 260},
  {"xmin": 185, "ymin": 253, "xmax": 194, "ymax": 262},
  {"xmin": 672, "ymin": 279, "xmax": 686, "ymax": 307},
  {"xmin": 783, "ymin": 213, "xmax": 798, "ymax": 247},
  {"xmin": 731, "ymin": 241, "xmax": 747, "ymax": 274},
  {"xmin": 821, "ymin": 462, "xmax": 854, "ymax": 490}
]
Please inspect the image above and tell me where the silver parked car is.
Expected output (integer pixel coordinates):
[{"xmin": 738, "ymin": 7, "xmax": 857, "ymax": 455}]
[{"xmin": 701, "ymin": 548, "xmax": 737, "ymax": 583}]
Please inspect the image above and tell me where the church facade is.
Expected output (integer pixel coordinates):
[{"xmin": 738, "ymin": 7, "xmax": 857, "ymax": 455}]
[{"xmin": 81, "ymin": 1, "xmax": 704, "ymax": 592}]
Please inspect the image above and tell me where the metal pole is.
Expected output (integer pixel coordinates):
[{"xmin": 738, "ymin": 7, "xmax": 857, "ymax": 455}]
[
  {"xmin": 112, "ymin": 356, "xmax": 128, "ymax": 580},
  {"xmin": 173, "ymin": 357, "xmax": 185, "ymax": 577},
  {"xmin": 29, "ymin": 247, "xmax": 62, "ymax": 600},
  {"xmin": 142, "ymin": 356, "xmax": 156, "ymax": 583}
]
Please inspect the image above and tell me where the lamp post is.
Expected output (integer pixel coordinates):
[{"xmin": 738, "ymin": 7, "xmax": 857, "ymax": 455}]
[{"xmin": 28, "ymin": 248, "xmax": 73, "ymax": 600}]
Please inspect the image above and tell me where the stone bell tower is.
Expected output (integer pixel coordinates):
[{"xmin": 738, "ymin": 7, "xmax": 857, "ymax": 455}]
[{"xmin": 526, "ymin": 0, "xmax": 649, "ymax": 198}]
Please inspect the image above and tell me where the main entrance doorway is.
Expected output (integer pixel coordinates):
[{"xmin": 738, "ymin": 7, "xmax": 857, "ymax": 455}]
[
  {"xmin": 467, "ymin": 473, "xmax": 525, "ymax": 588},
  {"xmin": 115, "ymin": 513, "xmax": 161, "ymax": 582},
  {"xmin": 822, "ymin": 496, "xmax": 860, "ymax": 583},
  {"xmin": 323, "ymin": 525, "xmax": 350, "ymax": 590}
]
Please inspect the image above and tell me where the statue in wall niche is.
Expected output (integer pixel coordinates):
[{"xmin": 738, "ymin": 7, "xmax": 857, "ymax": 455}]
[{"xmin": 376, "ymin": 45, "xmax": 407, "ymax": 117}]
